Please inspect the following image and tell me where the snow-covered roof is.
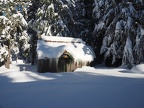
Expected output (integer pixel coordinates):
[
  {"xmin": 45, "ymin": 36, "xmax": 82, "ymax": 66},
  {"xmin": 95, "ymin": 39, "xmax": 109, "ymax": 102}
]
[{"xmin": 37, "ymin": 36, "xmax": 96, "ymax": 62}]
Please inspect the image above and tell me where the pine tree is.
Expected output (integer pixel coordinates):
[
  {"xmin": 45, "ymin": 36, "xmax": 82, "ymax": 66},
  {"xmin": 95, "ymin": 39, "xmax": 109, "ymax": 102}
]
[
  {"xmin": 93, "ymin": 0, "xmax": 144, "ymax": 68},
  {"xmin": 28, "ymin": 0, "xmax": 93, "ymax": 38},
  {"xmin": 0, "ymin": 0, "xmax": 31, "ymax": 67},
  {"xmin": 79, "ymin": 0, "xmax": 95, "ymax": 46},
  {"xmin": 0, "ymin": 15, "xmax": 10, "ymax": 67},
  {"xmin": 28, "ymin": 0, "xmax": 74, "ymax": 36}
]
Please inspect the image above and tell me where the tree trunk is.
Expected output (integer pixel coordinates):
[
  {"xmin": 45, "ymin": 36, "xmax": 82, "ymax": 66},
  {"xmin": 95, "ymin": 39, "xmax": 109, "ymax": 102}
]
[{"xmin": 5, "ymin": 49, "xmax": 10, "ymax": 69}]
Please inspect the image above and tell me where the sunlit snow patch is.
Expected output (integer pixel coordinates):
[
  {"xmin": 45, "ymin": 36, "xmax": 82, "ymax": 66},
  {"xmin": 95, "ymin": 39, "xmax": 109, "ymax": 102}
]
[{"xmin": 131, "ymin": 64, "xmax": 144, "ymax": 74}]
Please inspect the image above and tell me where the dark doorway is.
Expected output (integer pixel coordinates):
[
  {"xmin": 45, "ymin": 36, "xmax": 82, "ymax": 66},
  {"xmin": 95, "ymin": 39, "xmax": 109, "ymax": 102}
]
[{"xmin": 58, "ymin": 50, "xmax": 74, "ymax": 72}]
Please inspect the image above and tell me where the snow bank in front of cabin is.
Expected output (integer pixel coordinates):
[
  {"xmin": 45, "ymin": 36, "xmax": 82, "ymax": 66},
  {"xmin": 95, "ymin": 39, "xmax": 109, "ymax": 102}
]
[
  {"xmin": 37, "ymin": 36, "xmax": 96, "ymax": 62},
  {"xmin": 131, "ymin": 64, "xmax": 144, "ymax": 74}
]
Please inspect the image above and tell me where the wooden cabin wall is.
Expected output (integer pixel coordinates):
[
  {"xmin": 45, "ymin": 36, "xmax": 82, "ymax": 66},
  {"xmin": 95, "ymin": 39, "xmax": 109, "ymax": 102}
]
[
  {"xmin": 37, "ymin": 58, "xmax": 93, "ymax": 73},
  {"xmin": 49, "ymin": 58, "xmax": 58, "ymax": 72},
  {"xmin": 65, "ymin": 61, "xmax": 76, "ymax": 72},
  {"xmin": 37, "ymin": 58, "xmax": 58, "ymax": 73}
]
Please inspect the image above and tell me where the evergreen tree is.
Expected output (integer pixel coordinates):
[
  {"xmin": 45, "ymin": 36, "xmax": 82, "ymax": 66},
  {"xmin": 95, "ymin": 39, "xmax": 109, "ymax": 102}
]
[
  {"xmin": 93, "ymin": 0, "xmax": 144, "ymax": 68},
  {"xmin": 0, "ymin": 0, "xmax": 31, "ymax": 67},
  {"xmin": 28, "ymin": 0, "xmax": 74, "ymax": 36},
  {"xmin": 0, "ymin": 16, "xmax": 10, "ymax": 67},
  {"xmin": 28, "ymin": 0, "xmax": 93, "ymax": 38},
  {"xmin": 79, "ymin": 0, "xmax": 95, "ymax": 46}
]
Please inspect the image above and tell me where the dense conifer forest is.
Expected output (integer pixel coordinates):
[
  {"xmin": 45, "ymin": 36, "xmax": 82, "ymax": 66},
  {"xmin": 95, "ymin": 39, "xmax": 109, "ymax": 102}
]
[{"xmin": 0, "ymin": 0, "xmax": 144, "ymax": 68}]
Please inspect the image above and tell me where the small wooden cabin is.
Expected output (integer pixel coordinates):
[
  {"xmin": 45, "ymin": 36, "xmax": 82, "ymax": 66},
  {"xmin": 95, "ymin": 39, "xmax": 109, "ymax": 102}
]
[{"xmin": 37, "ymin": 36, "xmax": 96, "ymax": 73}]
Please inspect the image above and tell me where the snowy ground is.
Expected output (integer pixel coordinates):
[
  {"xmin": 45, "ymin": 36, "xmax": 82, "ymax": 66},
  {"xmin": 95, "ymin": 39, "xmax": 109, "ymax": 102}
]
[{"xmin": 0, "ymin": 60, "xmax": 144, "ymax": 108}]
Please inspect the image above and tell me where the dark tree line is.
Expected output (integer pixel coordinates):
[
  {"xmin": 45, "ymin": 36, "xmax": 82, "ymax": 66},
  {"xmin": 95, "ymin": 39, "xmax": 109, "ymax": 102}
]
[{"xmin": 1, "ymin": 0, "xmax": 144, "ymax": 68}]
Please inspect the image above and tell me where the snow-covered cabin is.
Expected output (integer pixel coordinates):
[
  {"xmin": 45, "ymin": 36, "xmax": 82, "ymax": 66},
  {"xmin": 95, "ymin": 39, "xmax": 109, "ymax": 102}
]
[{"xmin": 37, "ymin": 36, "xmax": 96, "ymax": 73}]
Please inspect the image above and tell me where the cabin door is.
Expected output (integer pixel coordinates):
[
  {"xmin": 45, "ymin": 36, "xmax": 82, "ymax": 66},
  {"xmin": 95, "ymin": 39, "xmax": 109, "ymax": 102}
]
[
  {"xmin": 58, "ymin": 58, "xmax": 68, "ymax": 72},
  {"xmin": 58, "ymin": 51, "xmax": 74, "ymax": 72}
]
